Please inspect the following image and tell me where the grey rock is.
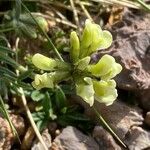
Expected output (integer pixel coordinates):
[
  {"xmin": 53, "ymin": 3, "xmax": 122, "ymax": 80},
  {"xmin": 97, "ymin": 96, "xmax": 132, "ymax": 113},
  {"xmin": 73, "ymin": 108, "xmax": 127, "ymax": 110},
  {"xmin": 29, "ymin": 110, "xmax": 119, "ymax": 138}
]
[
  {"xmin": 97, "ymin": 9, "xmax": 150, "ymax": 91},
  {"xmin": 145, "ymin": 112, "xmax": 150, "ymax": 127},
  {"xmin": 73, "ymin": 96, "xmax": 144, "ymax": 140},
  {"xmin": 31, "ymin": 129, "xmax": 51, "ymax": 150},
  {"xmin": 87, "ymin": 100, "xmax": 143, "ymax": 139},
  {"xmin": 51, "ymin": 126, "xmax": 99, "ymax": 150},
  {"xmin": 124, "ymin": 126, "xmax": 150, "ymax": 150},
  {"xmin": 139, "ymin": 89, "xmax": 150, "ymax": 111},
  {"xmin": 93, "ymin": 126, "xmax": 121, "ymax": 150},
  {"xmin": 0, "ymin": 114, "xmax": 25, "ymax": 150}
]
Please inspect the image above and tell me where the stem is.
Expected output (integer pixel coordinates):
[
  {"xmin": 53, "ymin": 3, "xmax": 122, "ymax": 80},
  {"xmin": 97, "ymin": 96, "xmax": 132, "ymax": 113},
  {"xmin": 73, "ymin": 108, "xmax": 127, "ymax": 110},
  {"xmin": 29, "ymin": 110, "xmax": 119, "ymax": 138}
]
[
  {"xmin": 70, "ymin": 0, "xmax": 81, "ymax": 33},
  {"xmin": 77, "ymin": 1, "xmax": 93, "ymax": 21},
  {"xmin": 19, "ymin": 88, "xmax": 48, "ymax": 150},
  {"xmin": 20, "ymin": 0, "xmax": 64, "ymax": 62},
  {"xmin": 0, "ymin": 27, "xmax": 15, "ymax": 33},
  {"xmin": 93, "ymin": 106, "xmax": 127, "ymax": 148},
  {"xmin": 136, "ymin": 0, "xmax": 150, "ymax": 11},
  {"xmin": 91, "ymin": 0, "xmax": 140, "ymax": 9}
]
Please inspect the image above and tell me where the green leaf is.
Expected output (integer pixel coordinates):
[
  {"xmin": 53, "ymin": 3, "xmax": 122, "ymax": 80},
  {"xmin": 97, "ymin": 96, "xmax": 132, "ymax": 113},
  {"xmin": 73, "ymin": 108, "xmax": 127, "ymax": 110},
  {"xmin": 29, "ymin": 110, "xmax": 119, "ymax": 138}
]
[
  {"xmin": 70, "ymin": 31, "xmax": 80, "ymax": 63},
  {"xmin": 18, "ymin": 69, "xmax": 33, "ymax": 81},
  {"xmin": 18, "ymin": 22, "xmax": 37, "ymax": 39},
  {"xmin": 76, "ymin": 77, "xmax": 94, "ymax": 107},
  {"xmin": 31, "ymin": 90, "xmax": 45, "ymax": 102},
  {"xmin": 55, "ymin": 86, "xmax": 67, "ymax": 111},
  {"xmin": 19, "ymin": 14, "xmax": 36, "ymax": 26},
  {"xmin": 0, "ymin": 46, "xmax": 15, "ymax": 54},
  {"xmin": 15, "ymin": 0, "xmax": 21, "ymax": 21},
  {"xmin": 88, "ymin": 54, "xmax": 122, "ymax": 80},
  {"xmin": 0, "ymin": 66, "xmax": 17, "ymax": 78},
  {"xmin": 93, "ymin": 79, "xmax": 118, "ymax": 105},
  {"xmin": 57, "ymin": 112, "xmax": 94, "ymax": 132},
  {"xmin": 0, "ymin": 52, "xmax": 19, "ymax": 67},
  {"xmin": 42, "ymin": 92, "xmax": 56, "ymax": 120},
  {"xmin": 36, "ymin": 119, "xmax": 47, "ymax": 131},
  {"xmin": 32, "ymin": 112, "xmax": 45, "ymax": 121}
]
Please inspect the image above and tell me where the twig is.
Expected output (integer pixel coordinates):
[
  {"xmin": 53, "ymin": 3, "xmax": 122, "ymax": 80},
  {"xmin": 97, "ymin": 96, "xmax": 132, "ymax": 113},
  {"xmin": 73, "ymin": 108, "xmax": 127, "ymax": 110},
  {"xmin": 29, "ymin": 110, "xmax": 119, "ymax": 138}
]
[
  {"xmin": 14, "ymin": 38, "xmax": 47, "ymax": 149},
  {"xmin": 70, "ymin": 0, "xmax": 81, "ymax": 32},
  {"xmin": 49, "ymin": 1, "xmax": 84, "ymax": 15},
  {"xmin": 76, "ymin": 1, "xmax": 93, "ymax": 7},
  {"xmin": 19, "ymin": 88, "xmax": 48, "ymax": 150},
  {"xmin": 77, "ymin": 0, "xmax": 93, "ymax": 21},
  {"xmin": 91, "ymin": 0, "xmax": 141, "ymax": 9}
]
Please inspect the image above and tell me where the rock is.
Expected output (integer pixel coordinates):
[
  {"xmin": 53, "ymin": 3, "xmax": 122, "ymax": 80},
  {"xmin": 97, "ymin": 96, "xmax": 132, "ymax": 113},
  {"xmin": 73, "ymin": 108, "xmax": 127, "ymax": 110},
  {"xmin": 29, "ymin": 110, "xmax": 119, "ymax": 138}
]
[
  {"xmin": 0, "ymin": 117, "xmax": 13, "ymax": 150},
  {"xmin": 124, "ymin": 126, "xmax": 150, "ymax": 150},
  {"xmin": 73, "ymin": 96, "xmax": 144, "ymax": 140},
  {"xmin": 93, "ymin": 126, "xmax": 121, "ymax": 150},
  {"xmin": 22, "ymin": 127, "xmax": 35, "ymax": 150},
  {"xmin": 145, "ymin": 112, "xmax": 150, "ymax": 127},
  {"xmin": 139, "ymin": 89, "xmax": 150, "ymax": 111},
  {"xmin": 97, "ymin": 8, "xmax": 150, "ymax": 90},
  {"xmin": 94, "ymin": 101, "xmax": 143, "ymax": 139},
  {"xmin": 0, "ymin": 114, "xmax": 25, "ymax": 150},
  {"xmin": 48, "ymin": 122, "xmax": 57, "ymax": 137},
  {"xmin": 10, "ymin": 114, "xmax": 25, "ymax": 136},
  {"xmin": 51, "ymin": 126, "xmax": 99, "ymax": 150},
  {"xmin": 31, "ymin": 128, "xmax": 51, "ymax": 150}
]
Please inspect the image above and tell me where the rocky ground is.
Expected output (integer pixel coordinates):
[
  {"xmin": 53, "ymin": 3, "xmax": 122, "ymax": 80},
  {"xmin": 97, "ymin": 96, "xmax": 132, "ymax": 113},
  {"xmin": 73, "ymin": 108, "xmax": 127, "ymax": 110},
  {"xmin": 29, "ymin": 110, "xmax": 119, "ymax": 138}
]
[{"xmin": 0, "ymin": 5, "xmax": 150, "ymax": 150}]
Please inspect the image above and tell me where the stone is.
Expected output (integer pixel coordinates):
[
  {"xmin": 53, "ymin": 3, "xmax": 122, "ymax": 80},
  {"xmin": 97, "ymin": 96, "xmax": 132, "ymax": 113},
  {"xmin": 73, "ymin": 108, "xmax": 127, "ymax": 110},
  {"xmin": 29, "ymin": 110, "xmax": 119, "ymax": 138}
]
[
  {"xmin": 31, "ymin": 128, "xmax": 52, "ymax": 150},
  {"xmin": 93, "ymin": 126, "xmax": 121, "ymax": 150},
  {"xmin": 0, "ymin": 114, "xmax": 25, "ymax": 150},
  {"xmin": 124, "ymin": 126, "xmax": 150, "ymax": 150},
  {"xmin": 73, "ymin": 96, "xmax": 144, "ymax": 140},
  {"xmin": 96, "ymin": 8, "xmax": 150, "ymax": 91},
  {"xmin": 145, "ymin": 112, "xmax": 150, "ymax": 127},
  {"xmin": 139, "ymin": 89, "xmax": 150, "ymax": 111},
  {"xmin": 51, "ymin": 126, "xmax": 99, "ymax": 150}
]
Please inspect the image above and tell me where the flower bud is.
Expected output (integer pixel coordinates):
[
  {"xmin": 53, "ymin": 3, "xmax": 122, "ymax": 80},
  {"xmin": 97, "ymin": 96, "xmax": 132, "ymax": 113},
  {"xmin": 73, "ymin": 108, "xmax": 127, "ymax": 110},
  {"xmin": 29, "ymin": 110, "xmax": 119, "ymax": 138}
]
[
  {"xmin": 35, "ymin": 16, "xmax": 49, "ymax": 32},
  {"xmin": 32, "ymin": 53, "xmax": 57, "ymax": 71},
  {"xmin": 70, "ymin": 31, "xmax": 80, "ymax": 63}
]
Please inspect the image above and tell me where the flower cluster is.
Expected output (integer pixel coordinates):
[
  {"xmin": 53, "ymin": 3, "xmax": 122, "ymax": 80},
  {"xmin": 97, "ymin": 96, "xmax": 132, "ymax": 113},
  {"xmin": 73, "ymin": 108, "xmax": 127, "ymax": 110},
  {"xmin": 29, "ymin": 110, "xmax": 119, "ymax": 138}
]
[{"xmin": 32, "ymin": 20, "xmax": 122, "ymax": 107}]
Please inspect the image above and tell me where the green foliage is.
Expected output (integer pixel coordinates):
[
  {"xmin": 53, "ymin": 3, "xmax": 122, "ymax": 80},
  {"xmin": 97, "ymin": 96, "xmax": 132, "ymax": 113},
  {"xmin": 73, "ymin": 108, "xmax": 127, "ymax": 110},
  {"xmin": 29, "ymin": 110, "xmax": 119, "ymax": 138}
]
[
  {"xmin": 57, "ymin": 106, "xmax": 94, "ymax": 132},
  {"xmin": 1, "ymin": 1, "xmax": 48, "ymax": 39},
  {"xmin": 32, "ymin": 19, "xmax": 122, "ymax": 107}
]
